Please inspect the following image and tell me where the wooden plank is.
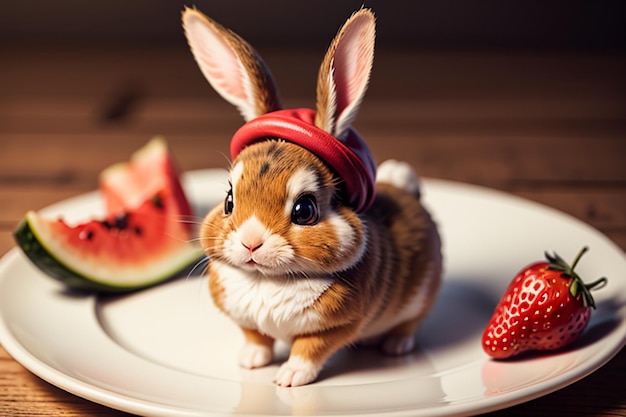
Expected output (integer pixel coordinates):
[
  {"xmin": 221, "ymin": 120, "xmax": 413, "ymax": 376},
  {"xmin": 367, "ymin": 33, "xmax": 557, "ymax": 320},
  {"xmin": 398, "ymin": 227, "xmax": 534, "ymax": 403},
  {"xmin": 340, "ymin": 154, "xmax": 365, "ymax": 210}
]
[
  {"xmin": 2, "ymin": 47, "xmax": 624, "ymax": 104},
  {"xmin": 0, "ymin": 186, "xmax": 90, "ymax": 222},
  {"xmin": 515, "ymin": 190, "xmax": 626, "ymax": 229},
  {"xmin": 3, "ymin": 95, "xmax": 625, "ymax": 134},
  {"xmin": 0, "ymin": 233, "xmax": 15, "ymax": 257},
  {"xmin": 364, "ymin": 135, "xmax": 626, "ymax": 186},
  {"xmin": 0, "ymin": 98, "xmax": 241, "ymax": 135},
  {"xmin": 2, "ymin": 133, "xmax": 624, "ymax": 186},
  {"xmin": 0, "ymin": 346, "xmax": 129, "ymax": 417},
  {"xmin": 0, "ymin": 133, "xmax": 232, "ymax": 186}
]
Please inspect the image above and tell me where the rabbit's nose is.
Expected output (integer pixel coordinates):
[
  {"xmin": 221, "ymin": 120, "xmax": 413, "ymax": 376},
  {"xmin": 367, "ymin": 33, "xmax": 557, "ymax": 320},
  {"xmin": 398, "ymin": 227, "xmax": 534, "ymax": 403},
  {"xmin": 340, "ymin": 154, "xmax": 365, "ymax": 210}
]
[
  {"xmin": 241, "ymin": 240, "xmax": 264, "ymax": 253},
  {"xmin": 237, "ymin": 215, "xmax": 270, "ymax": 254}
]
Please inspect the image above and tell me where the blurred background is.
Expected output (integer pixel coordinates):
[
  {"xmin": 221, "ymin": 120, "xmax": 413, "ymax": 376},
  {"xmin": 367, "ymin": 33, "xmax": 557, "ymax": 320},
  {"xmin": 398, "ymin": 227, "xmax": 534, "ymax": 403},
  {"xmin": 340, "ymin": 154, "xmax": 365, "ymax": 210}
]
[{"xmin": 0, "ymin": 3, "xmax": 626, "ymax": 416}]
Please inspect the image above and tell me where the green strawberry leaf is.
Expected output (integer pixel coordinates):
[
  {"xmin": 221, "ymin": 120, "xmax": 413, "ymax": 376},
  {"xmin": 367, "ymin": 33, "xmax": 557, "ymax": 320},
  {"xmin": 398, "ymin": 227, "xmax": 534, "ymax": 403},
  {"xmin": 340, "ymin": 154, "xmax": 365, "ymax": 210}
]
[{"xmin": 545, "ymin": 247, "xmax": 608, "ymax": 309}]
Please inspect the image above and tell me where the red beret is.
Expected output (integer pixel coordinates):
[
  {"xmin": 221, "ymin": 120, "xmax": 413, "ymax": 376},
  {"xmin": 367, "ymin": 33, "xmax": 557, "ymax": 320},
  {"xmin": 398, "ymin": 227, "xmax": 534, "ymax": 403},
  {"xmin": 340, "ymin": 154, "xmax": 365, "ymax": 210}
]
[{"xmin": 230, "ymin": 108, "xmax": 376, "ymax": 212}]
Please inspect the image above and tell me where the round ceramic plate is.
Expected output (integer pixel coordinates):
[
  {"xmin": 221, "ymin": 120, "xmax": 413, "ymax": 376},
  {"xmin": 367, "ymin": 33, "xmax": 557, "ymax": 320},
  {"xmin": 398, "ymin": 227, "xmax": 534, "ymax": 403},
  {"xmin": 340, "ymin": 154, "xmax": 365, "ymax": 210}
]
[{"xmin": 1, "ymin": 169, "xmax": 625, "ymax": 417}]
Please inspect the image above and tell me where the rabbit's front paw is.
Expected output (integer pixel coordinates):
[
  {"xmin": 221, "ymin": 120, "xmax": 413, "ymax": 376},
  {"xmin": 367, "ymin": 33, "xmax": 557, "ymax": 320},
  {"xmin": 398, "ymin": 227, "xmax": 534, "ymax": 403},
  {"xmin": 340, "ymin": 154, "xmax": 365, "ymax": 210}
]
[
  {"xmin": 275, "ymin": 356, "xmax": 321, "ymax": 387},
  {"xmin": 239, "ymin": 343, "xmax": 273, "ymax": 369}
]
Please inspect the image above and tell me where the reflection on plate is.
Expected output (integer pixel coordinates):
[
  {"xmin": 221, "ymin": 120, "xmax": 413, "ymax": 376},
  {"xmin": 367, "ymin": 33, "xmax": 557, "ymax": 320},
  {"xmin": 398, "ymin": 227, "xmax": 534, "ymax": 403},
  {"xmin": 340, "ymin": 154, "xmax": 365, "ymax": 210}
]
[{"xmin": 1, "ymin": 169, "xmax": 625, "ymax": 417}]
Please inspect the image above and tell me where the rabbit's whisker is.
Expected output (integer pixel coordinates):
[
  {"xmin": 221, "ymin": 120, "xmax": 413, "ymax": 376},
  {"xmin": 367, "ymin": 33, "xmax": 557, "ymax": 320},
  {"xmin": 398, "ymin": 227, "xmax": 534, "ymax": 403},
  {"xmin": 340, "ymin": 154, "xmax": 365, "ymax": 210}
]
[{"xmin": 187, "ymin": 255, "xmax": 210, "ymax": 280}]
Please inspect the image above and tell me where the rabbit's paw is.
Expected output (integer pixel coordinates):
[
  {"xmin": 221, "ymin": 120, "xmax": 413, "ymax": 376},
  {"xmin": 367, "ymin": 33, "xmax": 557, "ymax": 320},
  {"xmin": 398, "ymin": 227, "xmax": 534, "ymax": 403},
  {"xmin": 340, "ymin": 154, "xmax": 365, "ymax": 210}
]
[
  {"xmin": 274, "ymin": 356, "xmax": 321, "ymax": 387},
  {"xmin": 382, "ymin": 334, "xmax": 416, "ymax": 356},
  {"xmin": 238, "ymin": 343, "xmax": 273, "ymax": 369},
  {"xmin": 377, "ymin": 159, "xmax": 420, "ymax": 195}
]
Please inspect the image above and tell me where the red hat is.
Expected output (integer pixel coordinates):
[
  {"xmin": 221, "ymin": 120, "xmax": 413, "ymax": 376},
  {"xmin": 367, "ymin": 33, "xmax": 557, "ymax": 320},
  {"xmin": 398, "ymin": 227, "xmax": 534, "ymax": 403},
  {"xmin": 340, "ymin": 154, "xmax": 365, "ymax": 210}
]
[{"xmin": 230, "ymin": 108, "xmax": 377, "ymax": 212}]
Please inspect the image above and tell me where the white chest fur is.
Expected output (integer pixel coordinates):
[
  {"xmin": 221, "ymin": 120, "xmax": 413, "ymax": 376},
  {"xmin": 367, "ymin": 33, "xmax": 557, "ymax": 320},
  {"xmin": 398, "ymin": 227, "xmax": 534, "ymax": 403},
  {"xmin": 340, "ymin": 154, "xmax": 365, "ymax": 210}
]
[{"xmin": 211, "ymin": 261, "xmax": 334, "ymax": 341}]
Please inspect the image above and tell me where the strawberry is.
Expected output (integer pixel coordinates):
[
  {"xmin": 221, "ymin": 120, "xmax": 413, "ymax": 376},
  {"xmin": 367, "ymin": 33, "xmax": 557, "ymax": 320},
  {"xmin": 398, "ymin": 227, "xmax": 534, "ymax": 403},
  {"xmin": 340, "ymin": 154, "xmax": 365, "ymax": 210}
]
[{"xmin": 482, "ymin": 247, "xmax": 607, "ymax": 359}]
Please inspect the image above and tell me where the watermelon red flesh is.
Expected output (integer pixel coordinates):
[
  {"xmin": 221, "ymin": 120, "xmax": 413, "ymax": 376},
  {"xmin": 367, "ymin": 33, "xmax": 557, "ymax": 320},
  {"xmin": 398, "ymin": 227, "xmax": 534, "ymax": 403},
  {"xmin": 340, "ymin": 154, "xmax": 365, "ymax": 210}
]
[
  {"xmin": 52, "ymin": 197, "xmax": 176, "ymax": 267},
  {"xmin": 99, "ymin": 137, "xmax": 192, "ymax": 226},
  {"xmin": 16, "ymin": 193, "xmax": 201, "ymax": 290}
]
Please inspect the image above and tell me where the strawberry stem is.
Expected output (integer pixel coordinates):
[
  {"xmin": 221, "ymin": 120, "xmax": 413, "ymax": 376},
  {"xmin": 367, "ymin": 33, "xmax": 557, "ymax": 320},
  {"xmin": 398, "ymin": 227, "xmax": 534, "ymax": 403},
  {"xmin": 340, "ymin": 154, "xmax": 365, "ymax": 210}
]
[
  {"xmin": 569, "ymin": 246, "xmax": 588, "ymax": 271},
  {"xmin": 545, "ymin": 246, "xmax": 608, "ymax": 309}
]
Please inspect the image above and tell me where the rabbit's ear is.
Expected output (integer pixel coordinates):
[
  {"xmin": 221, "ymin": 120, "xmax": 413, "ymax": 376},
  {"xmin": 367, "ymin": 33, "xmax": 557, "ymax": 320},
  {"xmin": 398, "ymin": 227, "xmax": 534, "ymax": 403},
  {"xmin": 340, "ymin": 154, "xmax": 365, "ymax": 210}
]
[
  {"xmin": 182, "ymin": 7, "xmax": 281, "ymax": 121},
  {"xmin": 315, "ymin": 9, "xmax": 375, "ymax": 139}
]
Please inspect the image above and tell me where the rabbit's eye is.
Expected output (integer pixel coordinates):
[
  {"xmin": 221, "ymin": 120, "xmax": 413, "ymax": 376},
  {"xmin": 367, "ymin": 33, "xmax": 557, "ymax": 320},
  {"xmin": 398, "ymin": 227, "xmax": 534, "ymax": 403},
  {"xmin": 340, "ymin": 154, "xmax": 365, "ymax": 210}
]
[
  {"xmin": 224, "ymin": 185, "xmax": 234, "ymax": 215},
  {"xmin": 291, "ymin": 194, "xmax": 319, "ymax": 226}
]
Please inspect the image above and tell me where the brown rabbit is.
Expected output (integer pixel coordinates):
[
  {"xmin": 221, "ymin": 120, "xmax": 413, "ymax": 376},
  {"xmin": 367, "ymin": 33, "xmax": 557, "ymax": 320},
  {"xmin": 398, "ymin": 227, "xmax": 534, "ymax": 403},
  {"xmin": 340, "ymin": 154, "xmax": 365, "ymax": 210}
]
[{"xmin": 183, "ymin": 7, "xmax": 442, "ymax": 387}]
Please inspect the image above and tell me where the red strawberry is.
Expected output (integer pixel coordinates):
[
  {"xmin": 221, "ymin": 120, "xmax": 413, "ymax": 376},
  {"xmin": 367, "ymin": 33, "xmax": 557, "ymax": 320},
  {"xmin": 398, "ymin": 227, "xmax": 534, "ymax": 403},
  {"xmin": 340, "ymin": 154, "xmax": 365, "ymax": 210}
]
[{"xmin": 482, "ymin": 247, "xmax": 607, "ymax": 359}]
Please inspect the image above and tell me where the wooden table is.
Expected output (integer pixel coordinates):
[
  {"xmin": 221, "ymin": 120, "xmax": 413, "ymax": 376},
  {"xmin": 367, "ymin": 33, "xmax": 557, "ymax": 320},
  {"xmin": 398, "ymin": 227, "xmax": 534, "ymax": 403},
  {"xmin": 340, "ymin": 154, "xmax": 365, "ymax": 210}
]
[{"xmin": 1, "ymin": 45, "xmax": 624, "ymax": 416}]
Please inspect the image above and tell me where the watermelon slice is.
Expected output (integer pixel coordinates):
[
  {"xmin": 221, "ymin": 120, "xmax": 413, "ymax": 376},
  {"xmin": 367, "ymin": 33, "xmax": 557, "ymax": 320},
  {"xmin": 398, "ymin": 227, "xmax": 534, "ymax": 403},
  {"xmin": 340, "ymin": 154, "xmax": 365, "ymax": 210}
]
[
  {"xmin": 99, "ymin": 137, "xmax": 192, "ymax": 217},
  {"xmin": 13, "ymin": 138, "xmax": 203, "ymax": 292}
]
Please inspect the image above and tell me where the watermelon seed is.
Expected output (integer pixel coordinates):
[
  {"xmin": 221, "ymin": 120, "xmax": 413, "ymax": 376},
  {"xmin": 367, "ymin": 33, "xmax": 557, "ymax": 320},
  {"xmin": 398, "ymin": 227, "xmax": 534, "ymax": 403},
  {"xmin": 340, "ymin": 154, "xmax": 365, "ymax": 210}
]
[
  {"xmin": 134, "ymin": 226, "xmax": 142, "ymax": 236},
  {"xmin": 99, "ymin": 214, "xmax": 129, "ymax": 231},
  {"xmin": 152, "ymin": 194, "xmax": 164, "ymax": 209},
  {"xmin": 114, "ymin": 214, "xmax": 129, "ymax": 230}
]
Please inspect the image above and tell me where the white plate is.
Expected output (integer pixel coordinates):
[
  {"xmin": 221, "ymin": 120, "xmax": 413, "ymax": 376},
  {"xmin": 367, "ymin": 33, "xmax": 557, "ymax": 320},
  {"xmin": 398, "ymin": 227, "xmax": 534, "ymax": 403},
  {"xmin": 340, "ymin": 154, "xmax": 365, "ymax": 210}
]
[{"xmin": 1, "ymin": 169, "xmax": 625, "ymax": 417}]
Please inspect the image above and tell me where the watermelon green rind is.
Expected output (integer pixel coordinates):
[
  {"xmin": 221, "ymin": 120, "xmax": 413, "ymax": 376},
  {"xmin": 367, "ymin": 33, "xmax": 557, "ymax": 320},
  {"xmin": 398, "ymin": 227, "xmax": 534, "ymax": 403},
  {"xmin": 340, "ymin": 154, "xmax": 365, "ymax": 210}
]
[{"xmin": 14, "ymin": 211, "xmax": 203, "ymax": 293}]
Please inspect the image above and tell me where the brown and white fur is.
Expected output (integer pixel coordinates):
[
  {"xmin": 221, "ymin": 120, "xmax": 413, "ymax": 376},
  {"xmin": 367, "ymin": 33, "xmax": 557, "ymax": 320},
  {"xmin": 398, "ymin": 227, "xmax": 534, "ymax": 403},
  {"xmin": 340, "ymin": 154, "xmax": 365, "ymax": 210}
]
[{"xmin": 183, "ymin": 7, "xmax": 442, "ymax": 387}]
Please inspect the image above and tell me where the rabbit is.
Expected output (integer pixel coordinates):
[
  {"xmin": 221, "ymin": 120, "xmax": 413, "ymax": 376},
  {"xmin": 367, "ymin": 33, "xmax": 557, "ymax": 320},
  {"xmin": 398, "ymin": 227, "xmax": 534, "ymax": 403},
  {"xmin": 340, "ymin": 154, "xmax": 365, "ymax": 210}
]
[{"xmin": 183, "ymin": 6, "xmax": 442, "ymax": 387}]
